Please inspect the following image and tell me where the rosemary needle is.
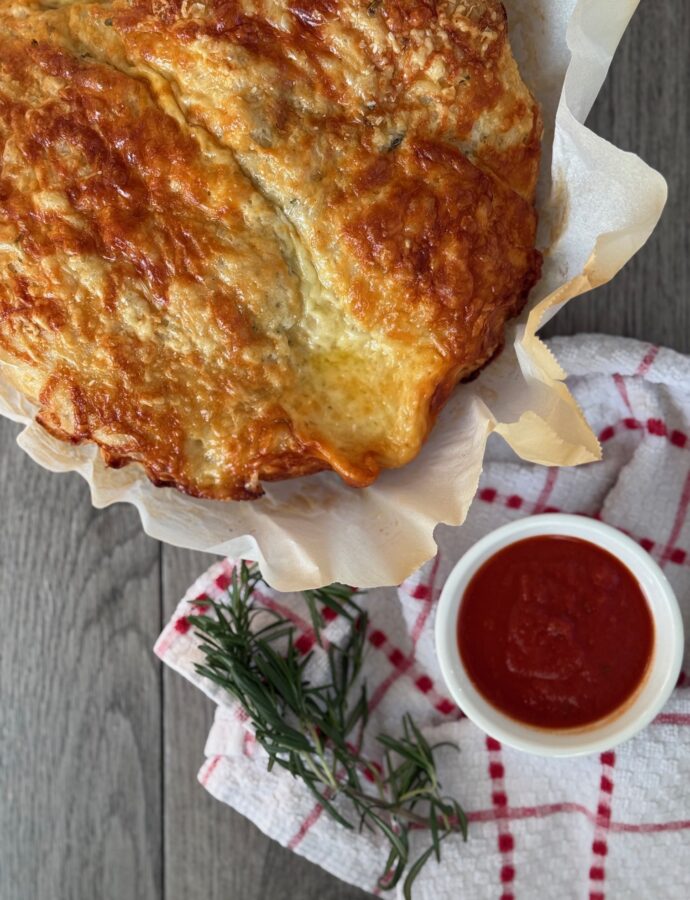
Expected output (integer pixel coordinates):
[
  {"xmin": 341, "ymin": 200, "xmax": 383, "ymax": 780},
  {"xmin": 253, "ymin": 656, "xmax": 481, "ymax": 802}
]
[{"xmin": 189, "ymin": 561, "xmax": 467, "ymax": 898}]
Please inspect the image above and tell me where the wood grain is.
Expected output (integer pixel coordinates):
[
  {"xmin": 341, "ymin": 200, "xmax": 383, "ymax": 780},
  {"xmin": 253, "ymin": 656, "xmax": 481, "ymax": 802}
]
[
  {"xmin": 0, "ymin": 2, "xmax": 688, "ymax": 899},
  {"xmin": 0, "ymin": 420, "xmax": 162, "ymax": 900}
]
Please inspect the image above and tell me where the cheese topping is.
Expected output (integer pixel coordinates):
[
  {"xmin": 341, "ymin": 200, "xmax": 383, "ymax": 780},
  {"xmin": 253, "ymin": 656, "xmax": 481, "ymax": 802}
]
[{"xmin": 0, "ymin": 0, "xmax": 541, "ymax": 499}]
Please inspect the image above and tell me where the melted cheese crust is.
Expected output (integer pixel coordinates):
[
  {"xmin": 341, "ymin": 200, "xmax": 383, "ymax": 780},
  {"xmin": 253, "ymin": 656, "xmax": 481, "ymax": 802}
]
[{"xmin": 0, "ymin": 0, "xmax": 541, "ymax": 499}]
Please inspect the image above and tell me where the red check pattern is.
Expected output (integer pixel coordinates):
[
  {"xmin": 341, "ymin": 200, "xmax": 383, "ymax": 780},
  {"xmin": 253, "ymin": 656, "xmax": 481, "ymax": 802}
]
[
  {"xmin": 486, "ymin": 737, "xmax": 517, "ymax": 900},
  {"xmin": 589, "ymin": 752, "xmax": 616, "ymax": 900},
  {"xmin": 156, "ymin": 337, "xmax": 690, "ymax": 899}
]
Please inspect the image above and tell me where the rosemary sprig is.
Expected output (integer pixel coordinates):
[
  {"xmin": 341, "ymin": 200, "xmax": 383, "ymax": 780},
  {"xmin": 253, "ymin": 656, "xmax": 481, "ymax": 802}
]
[{"xmin": 189, "ymin": 562, "xmax": 467, "ymax": 898}]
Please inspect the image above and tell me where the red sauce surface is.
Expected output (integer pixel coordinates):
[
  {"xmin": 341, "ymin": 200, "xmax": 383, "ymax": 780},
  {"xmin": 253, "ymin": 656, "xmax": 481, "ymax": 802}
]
[{"xmin": 457, "ymin": 535, "xmax": 654, "ymax": 730}]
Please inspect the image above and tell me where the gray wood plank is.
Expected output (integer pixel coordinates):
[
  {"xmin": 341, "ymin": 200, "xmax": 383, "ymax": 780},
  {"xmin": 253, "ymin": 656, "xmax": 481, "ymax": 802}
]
[
  {"xmin": 544, "ymin": 0, "xmax": 690, "ymax": 353},
  {"xmin": 0, "ymin": 418, "xmax": 162, "ymax": 900},
  {"xmin": 161, "ymin": 546, "xmax": 368, "ymax": 900}
]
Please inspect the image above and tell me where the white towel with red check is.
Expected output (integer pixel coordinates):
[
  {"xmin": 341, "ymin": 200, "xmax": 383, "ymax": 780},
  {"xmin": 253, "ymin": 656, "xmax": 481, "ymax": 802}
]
[{"xmin": 156, "ymin": 335, "xmax": 690, "ymax": 899}]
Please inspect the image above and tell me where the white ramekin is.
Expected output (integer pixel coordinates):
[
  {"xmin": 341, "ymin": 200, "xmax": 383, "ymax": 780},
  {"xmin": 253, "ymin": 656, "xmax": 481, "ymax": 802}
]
[{"xmin": 435, "ymin": 514, "xmax": 684, "ymax": 757}]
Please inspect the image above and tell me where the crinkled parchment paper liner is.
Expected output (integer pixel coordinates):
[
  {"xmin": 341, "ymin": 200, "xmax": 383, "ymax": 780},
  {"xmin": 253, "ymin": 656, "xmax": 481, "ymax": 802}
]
[{"xmin": 0, "ymin": 0, "xmax": 667, "ymax": 590}]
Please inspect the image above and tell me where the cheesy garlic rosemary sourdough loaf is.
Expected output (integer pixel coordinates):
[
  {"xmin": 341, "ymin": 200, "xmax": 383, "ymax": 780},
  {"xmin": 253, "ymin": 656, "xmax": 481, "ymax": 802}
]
[{"xmin": 0, "ymin": 0, "xmax": 541, "ymax": 499}]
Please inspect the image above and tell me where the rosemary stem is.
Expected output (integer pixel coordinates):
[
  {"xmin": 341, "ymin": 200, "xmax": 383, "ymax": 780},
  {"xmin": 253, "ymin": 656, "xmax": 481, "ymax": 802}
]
[{"xmin": 189, "ymin": 561, "xmax": 467, "ymax": 897}]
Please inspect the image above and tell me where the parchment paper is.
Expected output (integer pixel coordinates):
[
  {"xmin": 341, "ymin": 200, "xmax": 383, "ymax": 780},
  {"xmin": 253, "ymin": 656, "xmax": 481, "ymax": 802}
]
[{"xmin": 0, "ymin": 0, "xmax": 667, "ymax": 590}]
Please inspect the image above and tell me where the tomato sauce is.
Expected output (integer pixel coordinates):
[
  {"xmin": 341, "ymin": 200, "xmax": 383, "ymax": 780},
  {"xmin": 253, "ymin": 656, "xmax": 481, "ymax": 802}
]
[{"xmin": 457, "ymin": 535, "xmax": 654, "ymax": 730}]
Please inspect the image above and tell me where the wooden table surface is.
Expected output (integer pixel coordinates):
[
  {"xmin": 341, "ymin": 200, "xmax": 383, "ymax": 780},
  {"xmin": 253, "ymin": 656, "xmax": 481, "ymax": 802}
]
[{"xmin": 1, "ymin": 4, "xmax": 688, "ymax": 898}]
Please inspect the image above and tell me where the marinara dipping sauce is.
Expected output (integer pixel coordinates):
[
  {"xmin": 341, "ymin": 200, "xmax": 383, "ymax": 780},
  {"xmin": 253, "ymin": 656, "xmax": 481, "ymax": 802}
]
[{"xmin": 457, "ymin": 535, "xmax": 655, "ymax": 730}]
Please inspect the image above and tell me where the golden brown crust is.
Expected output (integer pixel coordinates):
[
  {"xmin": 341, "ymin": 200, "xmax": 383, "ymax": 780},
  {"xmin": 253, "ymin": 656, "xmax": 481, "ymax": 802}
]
[{"xmin": 0, "ymin": 0, "xmax": 541, "ymax": 499}]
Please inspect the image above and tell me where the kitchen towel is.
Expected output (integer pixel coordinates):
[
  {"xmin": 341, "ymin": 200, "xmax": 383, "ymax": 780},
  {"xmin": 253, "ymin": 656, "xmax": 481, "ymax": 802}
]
[{"xmin": 156, "ymin": 334, "xmax": 690, "ymax": 899}]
